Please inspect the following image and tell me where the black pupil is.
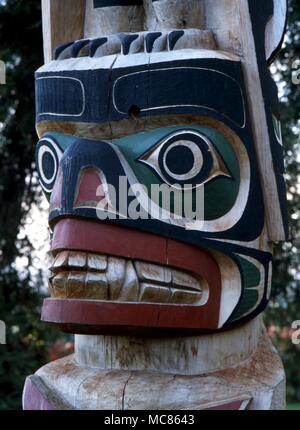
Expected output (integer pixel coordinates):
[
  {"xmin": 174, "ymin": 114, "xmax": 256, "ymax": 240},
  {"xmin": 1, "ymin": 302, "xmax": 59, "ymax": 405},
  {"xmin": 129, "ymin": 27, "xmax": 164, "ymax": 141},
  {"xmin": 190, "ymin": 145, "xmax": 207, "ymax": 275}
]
[
  {"xmin": 42, "ymin": 151, "xmax": 55, "ymax": 180},
  {"xmin": 165, "ymin": 145, "xmax": 195, "ymax": 175}
]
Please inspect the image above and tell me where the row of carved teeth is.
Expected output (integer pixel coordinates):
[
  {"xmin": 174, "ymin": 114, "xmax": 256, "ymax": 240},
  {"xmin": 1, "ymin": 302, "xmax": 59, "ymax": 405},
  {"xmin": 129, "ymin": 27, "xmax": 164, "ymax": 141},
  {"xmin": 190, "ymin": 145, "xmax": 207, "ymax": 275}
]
[
  {"xmin": 54, "ymin": 29, "xmax": 216, "ymax": 60},
  {"xmin": 49, "ymin": 251, "xmax": 204, "ymax": 305}
]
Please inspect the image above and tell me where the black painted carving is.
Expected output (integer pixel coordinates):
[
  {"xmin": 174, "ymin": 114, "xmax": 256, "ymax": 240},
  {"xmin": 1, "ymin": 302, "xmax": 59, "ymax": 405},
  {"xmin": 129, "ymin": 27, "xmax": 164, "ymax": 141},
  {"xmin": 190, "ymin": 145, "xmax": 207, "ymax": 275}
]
[
  {"xmin": 89, "ymin": 37, "xmax": 108, "ymax": 57},
  {"xmin": 55, "ymin": 42, "xmax": 73, "ymax": 60},
  {"xmin": 145, "ymin": 32, "xmax": 162, "ymax": 53},
  {"xmin": 118, "ymin": 33, "xmax": 139, "ymax": 55},
  {"xmin": 36, "ymin": 59, "xmax": 246, "ymax": 128},
  {"xmin": 168, "ymin": 30, "xmax": 184, "ymax": 51},
  {"xmin": 71, "ymin": 39, "xmax": 90, "ymax": 58}
]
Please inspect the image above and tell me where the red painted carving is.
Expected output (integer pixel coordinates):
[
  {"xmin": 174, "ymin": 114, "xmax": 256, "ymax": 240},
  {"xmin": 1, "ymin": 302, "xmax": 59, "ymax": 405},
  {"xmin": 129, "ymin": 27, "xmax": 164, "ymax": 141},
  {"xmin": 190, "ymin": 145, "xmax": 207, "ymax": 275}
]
[{"xmin": 44, "ymin": 219, "xmax": 221, "ymax": 333}]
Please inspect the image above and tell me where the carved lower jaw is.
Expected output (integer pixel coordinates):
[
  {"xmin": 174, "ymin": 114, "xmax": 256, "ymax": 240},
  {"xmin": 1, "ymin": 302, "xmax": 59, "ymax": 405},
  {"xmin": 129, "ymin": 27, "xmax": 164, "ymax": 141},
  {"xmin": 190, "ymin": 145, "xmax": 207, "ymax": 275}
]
[{"xmin": 49, "ymin": 251, "xmax": 204, "ymax": 306}]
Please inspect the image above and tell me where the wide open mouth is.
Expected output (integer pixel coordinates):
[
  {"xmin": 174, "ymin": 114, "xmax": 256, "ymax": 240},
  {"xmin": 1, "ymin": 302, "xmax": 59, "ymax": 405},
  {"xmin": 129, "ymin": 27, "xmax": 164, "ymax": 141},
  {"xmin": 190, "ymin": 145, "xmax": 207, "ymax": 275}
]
[{"xmin": 49, "ymin": 251, "xmax": 206, "ymax": 306}]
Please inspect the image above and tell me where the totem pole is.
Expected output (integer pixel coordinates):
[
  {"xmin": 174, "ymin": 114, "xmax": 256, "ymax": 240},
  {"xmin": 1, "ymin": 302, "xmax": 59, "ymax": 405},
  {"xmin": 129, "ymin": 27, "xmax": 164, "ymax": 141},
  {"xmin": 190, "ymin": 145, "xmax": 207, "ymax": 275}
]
[{"xmin": 23, "ymin": 0, "xmax": 289, "ymax": 410}]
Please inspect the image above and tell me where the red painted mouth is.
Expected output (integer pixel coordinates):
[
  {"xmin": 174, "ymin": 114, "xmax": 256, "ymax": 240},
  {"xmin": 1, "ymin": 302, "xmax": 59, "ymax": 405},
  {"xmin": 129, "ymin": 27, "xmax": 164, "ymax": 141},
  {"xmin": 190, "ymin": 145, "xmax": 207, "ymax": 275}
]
[{"xmin": 42, "ymin": 218, "xmax": 222, "ymax": 334}]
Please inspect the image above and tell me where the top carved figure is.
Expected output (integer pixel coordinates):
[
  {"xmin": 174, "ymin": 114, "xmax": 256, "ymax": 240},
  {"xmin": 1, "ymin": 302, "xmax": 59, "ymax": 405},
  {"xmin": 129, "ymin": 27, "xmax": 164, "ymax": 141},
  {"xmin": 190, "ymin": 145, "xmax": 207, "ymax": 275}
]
[{"xmin": 36, "ymin": 0, "xmax": 288, "ymax": 335}]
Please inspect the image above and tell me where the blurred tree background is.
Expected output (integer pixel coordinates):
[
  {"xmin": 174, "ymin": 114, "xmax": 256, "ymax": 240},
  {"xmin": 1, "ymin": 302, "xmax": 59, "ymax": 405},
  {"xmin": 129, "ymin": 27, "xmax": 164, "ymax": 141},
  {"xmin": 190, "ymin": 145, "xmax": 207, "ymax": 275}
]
[
  {"xmin": 265, "ymin": 0, "xmax": 300, "ymax": 403},
  {"xmin": 0, "ymin": 0, "xmax": 299, "ymax": 410},
  {"xmin": 0, "ymin": 0, "xmax": 60, "ymax": 410}
]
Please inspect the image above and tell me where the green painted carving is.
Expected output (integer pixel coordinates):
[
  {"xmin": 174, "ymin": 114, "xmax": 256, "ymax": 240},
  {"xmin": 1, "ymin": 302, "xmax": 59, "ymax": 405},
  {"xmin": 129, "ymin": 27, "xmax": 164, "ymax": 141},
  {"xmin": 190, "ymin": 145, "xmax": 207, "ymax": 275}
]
[{"xmin": 229, "ymin": 255, "xmax": 261, "ymax": 321}]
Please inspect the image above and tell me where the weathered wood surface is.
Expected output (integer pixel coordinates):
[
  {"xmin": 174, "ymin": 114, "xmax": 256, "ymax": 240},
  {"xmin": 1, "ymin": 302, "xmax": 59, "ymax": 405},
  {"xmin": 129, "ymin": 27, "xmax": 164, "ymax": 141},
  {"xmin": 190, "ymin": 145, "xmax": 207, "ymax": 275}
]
[
  {"xmin": 24, "ymin": 320, "xmax": 285, "ymax": 410},
  {"xmin": 74, "ymin": 317, "xmax": 262, "ymax": 375},
  {"xmin": 84, "ymin": 0, "xmax": 144, "ymax": 38},
  {"xmin": 144, "ymin": 0, "xmax": 205, "ymax": 31},
  {"xmin": 42, "ymin": 0, "xmax": 85, "ymax": 63}
]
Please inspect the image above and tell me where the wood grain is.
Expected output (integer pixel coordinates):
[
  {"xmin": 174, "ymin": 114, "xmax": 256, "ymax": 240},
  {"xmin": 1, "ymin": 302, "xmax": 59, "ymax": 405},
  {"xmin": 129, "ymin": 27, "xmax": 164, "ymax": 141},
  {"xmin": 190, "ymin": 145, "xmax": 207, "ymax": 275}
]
[
  {"xmin": 42, "ymin": 0, "xmax": 85, "ymax": 63},
  {"xmin": 24, "ymin": 325, "xmax": 286, "ymax": 410},
  {"xmin": 74, "ymin": 316, "xmax": 262, "ymax": 375},
  {"xmin": 144, "ymin": 0, "xmax": 205, "ymax": 31},
  {"xmin": 84, "ymin": 0, "xmax": 143, "ymax": 37}
]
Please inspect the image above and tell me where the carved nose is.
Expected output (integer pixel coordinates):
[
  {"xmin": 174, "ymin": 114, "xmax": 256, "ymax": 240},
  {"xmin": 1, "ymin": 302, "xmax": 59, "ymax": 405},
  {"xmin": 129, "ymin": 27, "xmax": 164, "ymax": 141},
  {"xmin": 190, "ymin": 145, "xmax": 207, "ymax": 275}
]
[
  {"xmin": 48, "ymin": 138, "xmax": 127, "ymax": 222},
  {"xmin": 50, "ymin": 167, "xmax": 106, "ymax": 211},
  {"xmin": 74, "ymin": 168, "xmax": 106, "ymax": 209},
  {"xmin": 49, "ymin": 139, "xmax": 106, "ymax": 214}
]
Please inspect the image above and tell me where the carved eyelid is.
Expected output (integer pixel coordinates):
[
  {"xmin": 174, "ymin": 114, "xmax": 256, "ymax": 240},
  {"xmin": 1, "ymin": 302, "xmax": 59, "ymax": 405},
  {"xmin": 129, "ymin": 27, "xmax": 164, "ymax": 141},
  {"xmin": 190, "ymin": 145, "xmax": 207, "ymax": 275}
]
[{"xmin": 139, "ymin": 130, "xmax": 231, "ymax": 189}]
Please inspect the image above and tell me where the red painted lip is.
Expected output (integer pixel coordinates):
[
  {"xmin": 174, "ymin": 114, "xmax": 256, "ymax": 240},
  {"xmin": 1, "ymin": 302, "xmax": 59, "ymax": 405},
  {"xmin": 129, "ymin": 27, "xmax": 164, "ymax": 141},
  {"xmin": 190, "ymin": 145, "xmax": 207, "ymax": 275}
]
[
  {"xmin": 51, "ymin": 218, "xmax": 219, "ymax": 282},
  {"xmin": 46, "ymin": 218, "xmax": 222, "ymax": 332}
]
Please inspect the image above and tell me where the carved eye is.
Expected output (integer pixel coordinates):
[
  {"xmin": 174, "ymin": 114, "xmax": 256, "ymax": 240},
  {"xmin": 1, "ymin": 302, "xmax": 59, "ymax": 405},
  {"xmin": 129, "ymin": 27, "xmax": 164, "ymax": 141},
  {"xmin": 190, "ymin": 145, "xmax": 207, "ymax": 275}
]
[
  {"xmin": 139, "ymin": 130, "xmax": 230, "ymax": 190},
  {"xmin": 36, "ymin": 137, "xmax": 63, "ymax": 196}
]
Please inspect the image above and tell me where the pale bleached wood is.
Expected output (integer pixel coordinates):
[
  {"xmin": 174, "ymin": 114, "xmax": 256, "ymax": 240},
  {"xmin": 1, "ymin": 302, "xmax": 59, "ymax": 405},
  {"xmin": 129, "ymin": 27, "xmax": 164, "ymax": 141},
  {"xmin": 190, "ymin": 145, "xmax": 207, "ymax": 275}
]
[
  {"xmin": 42, "ymin": 0, "xmax": 85, "ymax": 63},
  {"xmin": 144, "ymin": 0, "xmax": 205, "ymax": 31},
  {"xmin": 170, "ymin": 29, "xmax": 216, "ymax": 51},
  {"xmin": 205, "ymin": 0, "xmax": 242, "ymax": 54},
  {"xmin": 211, "ymin": 251, "xmax": 242, "ymax": 328},
  {"xmin": 33, "ymin": 323, "xmax": 285, "ymax": 410},
  {"xmin": 75, "ymin": 317, "xmax": 262, "ymax": 375},
  {"xmin": 84, "ymin": 0, "xmax": 143, "ymax": 38}
]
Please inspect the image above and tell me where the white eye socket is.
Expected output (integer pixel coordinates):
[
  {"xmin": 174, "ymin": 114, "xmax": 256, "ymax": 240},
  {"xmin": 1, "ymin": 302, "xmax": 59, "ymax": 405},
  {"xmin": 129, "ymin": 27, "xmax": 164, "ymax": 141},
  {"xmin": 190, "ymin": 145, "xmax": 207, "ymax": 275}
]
[
  {"xmin": 139, "ymin": 130, "xmax": 230, "ymax": 190},
  {"xmin": 36, "ymin": 137, "xmax": 63, "ymax": 195}
]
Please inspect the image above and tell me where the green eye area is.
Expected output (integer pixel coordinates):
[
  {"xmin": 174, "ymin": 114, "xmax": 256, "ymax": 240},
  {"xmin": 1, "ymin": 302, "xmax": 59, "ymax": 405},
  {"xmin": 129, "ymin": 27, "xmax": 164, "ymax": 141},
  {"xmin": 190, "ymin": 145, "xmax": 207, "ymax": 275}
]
[
  {"xmin": 113, "ymin": 125, "xmax": 241, "ymax": 221},
  {"xmin": 138, "ymin": 130, "xmax": 231, "ymax": 190}
]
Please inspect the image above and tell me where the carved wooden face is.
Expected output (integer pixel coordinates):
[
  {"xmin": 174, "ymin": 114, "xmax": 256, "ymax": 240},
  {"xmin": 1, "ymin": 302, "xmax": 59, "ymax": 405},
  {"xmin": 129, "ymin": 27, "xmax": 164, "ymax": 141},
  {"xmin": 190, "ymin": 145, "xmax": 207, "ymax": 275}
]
[{"xmin": 36, "ymin": 0, "xmax": 288, "ymax": 334}]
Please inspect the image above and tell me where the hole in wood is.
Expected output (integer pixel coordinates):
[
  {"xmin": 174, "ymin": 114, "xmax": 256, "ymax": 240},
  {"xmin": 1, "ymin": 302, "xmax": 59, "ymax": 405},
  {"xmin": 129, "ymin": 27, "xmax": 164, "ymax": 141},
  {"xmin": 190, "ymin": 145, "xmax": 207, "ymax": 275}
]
[{"xmin": 128, "ymin": 105, "xmax": 141, "ymax": 119}]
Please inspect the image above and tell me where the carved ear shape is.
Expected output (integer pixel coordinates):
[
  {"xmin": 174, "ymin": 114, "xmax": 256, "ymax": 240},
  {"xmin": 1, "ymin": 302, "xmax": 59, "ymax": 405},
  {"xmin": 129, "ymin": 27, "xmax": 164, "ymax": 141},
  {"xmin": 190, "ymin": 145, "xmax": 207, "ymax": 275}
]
[
  {"xmin": 249, "ymin": 0, "xmax": 287, "ymax": 63},
  {"xmin": 265, "ymin": 0, "xmax": 288, "ymax": 62}
]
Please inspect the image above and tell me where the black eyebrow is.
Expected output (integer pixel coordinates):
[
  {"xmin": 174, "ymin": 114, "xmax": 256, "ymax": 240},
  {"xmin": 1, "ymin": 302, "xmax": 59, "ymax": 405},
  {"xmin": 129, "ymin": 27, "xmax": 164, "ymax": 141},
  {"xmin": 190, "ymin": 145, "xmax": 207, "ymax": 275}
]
[
  {"xmin": 112, "ymin": 65, "xmax": 246, "ymax": 128},
  {"xmin": 36, "ymin": 59, "xmax": 246, "ymax": 129}
]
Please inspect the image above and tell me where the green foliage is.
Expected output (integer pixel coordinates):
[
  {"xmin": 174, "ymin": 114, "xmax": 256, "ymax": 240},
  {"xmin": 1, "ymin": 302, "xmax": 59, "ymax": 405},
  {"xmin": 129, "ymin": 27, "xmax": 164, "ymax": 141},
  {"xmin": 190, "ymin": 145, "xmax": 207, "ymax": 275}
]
[
  {"xmin": 287, "ymin": 403, "xmax": 300, "ymax": 410},
  {"xmin": 265, "ymin": 0, "xmax": 300, "ymax": 403},
  {"xmin": 0, "ymin": 0, "xmax": 58, "ymax": 410}
]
